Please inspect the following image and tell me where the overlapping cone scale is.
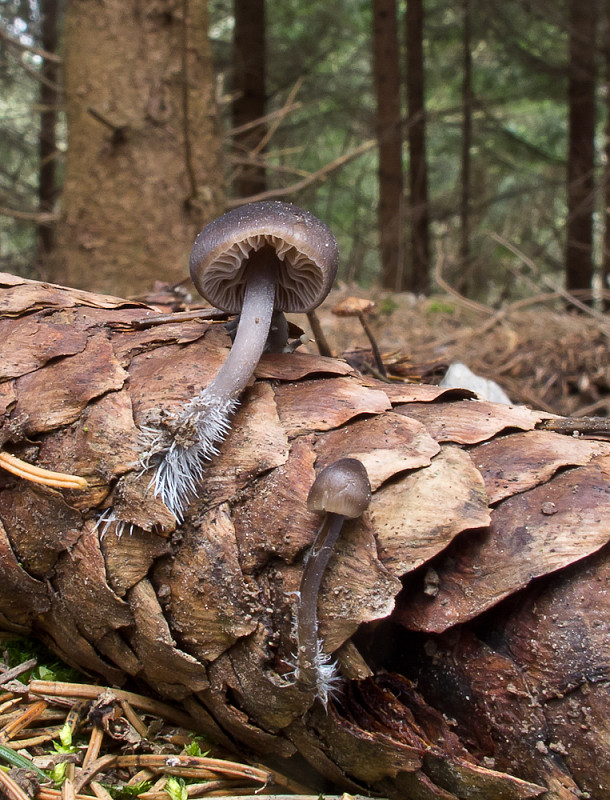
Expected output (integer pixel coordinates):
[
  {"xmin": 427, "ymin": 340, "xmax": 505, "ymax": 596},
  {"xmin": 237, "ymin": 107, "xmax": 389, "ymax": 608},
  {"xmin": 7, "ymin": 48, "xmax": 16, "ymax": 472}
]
[{"xmin": 1, "ymin": 272, "xmax": 609, "ymax": 799}]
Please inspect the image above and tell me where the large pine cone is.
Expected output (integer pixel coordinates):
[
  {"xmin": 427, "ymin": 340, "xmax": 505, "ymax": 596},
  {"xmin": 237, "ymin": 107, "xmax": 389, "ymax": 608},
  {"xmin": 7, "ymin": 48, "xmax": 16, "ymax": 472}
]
[{"xmin": 1, "ymin": 272, "xmax": 609, "ymax": 799}]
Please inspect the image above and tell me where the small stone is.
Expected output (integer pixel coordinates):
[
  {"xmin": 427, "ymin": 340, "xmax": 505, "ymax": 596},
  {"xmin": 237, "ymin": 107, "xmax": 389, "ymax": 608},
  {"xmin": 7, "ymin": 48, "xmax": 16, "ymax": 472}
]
[{"xmin": 549, "ymin": 740, "xmax": 569, "ymax": 756}]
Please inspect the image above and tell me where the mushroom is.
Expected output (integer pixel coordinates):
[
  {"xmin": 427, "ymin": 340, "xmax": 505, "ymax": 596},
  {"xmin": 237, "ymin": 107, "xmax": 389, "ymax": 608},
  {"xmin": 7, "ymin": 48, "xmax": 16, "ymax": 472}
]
[
  {"xmin": 332, "ymin": 295, "xmax": 387, "ymax": 377},
  {"xmin": 296, "ymin": 457, "xmax": 371, "ymax": 705},
  {"xmin": 141, "ymin": 201, "xmax": 339, "ymax": 519}
]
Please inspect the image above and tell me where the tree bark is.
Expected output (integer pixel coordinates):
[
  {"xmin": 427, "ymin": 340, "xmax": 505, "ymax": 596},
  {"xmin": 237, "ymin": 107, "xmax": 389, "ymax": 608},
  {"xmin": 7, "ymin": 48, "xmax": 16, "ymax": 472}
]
[
  {"xmin": 45, "ymin": 0, "xmax": 223, "ymax": 297},
  {"xmin": 459, "ymin": 0, "xmax": 473, "ymax": 293},
  {"xmin": 602, "ymin": 0, "xmax": 610, "ymax": 311},
  {"xmin": 1, "ymin": 272, "xmax": 610, "ymax": 797},
  {"xmin": 38, "ymin": 0, "xmax": 60, "ymax": 256},
  {"xmin": 566, "ymin": 0, "xmax": 596, "ymax": 302},
  {"xmin": 372, "ymin": 0, "xmax": 405, "ymax": 291},
  {"xmin": 232, "ymin": 0, "xmax": 267, "ymax": 199},
  {"xmin": 405, "ymin": 0, "xmax": 430, "ymax": 295}
]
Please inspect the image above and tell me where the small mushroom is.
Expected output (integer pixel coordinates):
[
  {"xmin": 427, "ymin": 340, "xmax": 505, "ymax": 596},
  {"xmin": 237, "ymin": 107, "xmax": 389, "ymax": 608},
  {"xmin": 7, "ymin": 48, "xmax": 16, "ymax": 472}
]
[
  {"xmin": 296, "ymin": 457, "xmax": 371, "ymax": 706},
  {"xmin": 141, "ymin": 201, "xmax": 338, "ymax": 519},
  {"xmin": 332, "ymin": 296, "xmax": 387, "ymax": 377}
]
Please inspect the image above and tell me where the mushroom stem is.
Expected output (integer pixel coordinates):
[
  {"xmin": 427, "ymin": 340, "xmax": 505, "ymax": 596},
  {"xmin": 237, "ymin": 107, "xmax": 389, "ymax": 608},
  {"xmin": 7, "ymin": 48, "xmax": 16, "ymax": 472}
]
[
  {"xmin": 294, "ymin": 457, "xmax": 371, "ymax": 705},
  {"xmin": 204, "ymin": 249, "xmax": 277, "ymax": 402},
  {"xmin": 356, "ymin": 310, "xmax": 387, "ymax": 378},
  {"xmin": 306, "ymin": 310, "xmax": 333, "ymax": 358},
  {"xmin": 142, "ymin": 250, "xmax": 278, "ymax": 520},
  {"xmin": 296, "ymin": 511, "xmax": 345, "ymax": 689}
]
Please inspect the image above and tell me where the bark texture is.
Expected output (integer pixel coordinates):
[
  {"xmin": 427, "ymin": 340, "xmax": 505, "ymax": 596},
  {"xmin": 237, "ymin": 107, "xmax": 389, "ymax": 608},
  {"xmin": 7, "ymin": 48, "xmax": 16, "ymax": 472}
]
[
  {"xmin": 46, "ymin": 0, "xmax": 223, "ymax": 297},
  {"xmin": 38, "ymin": 0, "xmax": 60, "ymax": 255},
  {"xmin": 1, "ymin": 272, "xmax": 610, "ymax": 799},
  {"xmin": 405, "ymin": 0, "xmax": 430, "ymax": 294},
  {"xmin": 232, "ymin": 0, "xmax": 267, "ymax": 198},
  {"xmin": 566, "ymin": 0, "xmax": 596, "ymax": 299},
  {"xmin": 372, "ymin": 0, "xmax": 405, "ymax": 292}
]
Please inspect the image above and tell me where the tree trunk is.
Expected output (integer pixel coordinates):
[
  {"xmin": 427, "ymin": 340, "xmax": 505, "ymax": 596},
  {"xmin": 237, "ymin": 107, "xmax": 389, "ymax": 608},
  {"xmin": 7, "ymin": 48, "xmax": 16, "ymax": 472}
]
[
  {"xmin": 405, "ymin": 0, "xmax": 430, "ymax": 295},
  {"xmin": 602, "ymin": 0, "xmax": 610, "ymax": 311},
  {"xmin": 459, "ymin": 0, "xmax": 473, "ymax": 293},
  {"xmin": 1, "ymin": 271, "xmax": 610, "ymax": 798},
  {"xmin": 372, "ymin": 0, "xmax": 405, "ymax": 292},
  {"xmin": 566, "ymin": 0, "xmax": 596, "ymax": 302},
  {"xmin": 231, "ymin": 0, "xmax": 267, "ymax": 199},
  {"xmin": 38, "ymin": 0, "xmax": 60, "ymax": 256},
  {"xmin": 45, "ymin": 0, "xmax": 223, "ymax": 297}
]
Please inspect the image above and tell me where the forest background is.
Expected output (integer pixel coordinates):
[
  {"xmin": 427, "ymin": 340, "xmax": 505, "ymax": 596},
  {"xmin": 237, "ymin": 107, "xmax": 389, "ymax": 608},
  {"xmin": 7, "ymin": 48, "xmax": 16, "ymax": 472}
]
[{"xmin": 1, "ymin": 0, "xmax": 609, "ymax": 309}]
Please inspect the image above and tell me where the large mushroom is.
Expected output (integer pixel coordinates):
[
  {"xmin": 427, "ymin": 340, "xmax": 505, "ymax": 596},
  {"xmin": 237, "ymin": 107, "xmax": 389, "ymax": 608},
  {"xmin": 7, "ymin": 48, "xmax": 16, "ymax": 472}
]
[{"xmin": 141, "ymin": 201, "xmax": 339, "ymax": 519}]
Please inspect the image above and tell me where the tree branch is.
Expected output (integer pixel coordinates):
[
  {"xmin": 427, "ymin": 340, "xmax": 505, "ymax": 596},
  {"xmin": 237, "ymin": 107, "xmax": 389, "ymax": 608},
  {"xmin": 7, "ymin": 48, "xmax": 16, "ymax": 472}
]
[
  {"xmin": 0, "ymin": 27, "xmax": 61, "ymax": 63},
  {"xmin": 226, "ymin": 138, "xmax": 377, "ymax": 207},
  {"xmin": 0, "ymin": 205, "xmax": 58, "ymax": 224}
]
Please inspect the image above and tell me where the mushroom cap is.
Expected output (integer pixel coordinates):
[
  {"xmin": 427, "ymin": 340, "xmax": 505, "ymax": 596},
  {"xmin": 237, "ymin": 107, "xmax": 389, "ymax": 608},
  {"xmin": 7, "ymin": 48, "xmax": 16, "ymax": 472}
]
[
  {"xmin": 332, "ymin": 296, "xmax": 376, "ymax": 316},
  {"xmin": 190, "ymin": 201, "xmax": 339, "ymax": 314},
  {"xmin": 307, "ymin": 457, "xmax": 372, "ymax": 519}
]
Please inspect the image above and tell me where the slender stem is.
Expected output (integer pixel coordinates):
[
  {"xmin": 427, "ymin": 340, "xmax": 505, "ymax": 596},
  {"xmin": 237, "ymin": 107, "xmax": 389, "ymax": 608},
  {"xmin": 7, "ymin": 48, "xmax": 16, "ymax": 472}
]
[
  {"xmin": 297, "ymin": 512, "xmax": 345, "ymax": 685},
  {"xmin": 205, "ymin": 249, "xmax": 277, "ymax": 402},
  {"xmin": 306, "ymin": 309, "xmax": 333, "ymax": 357},
  {"xmin": 144, "ymin": 249, "xmax": 279, "ymax": 519},
  {"xmin": 357, "ymin": 311, "xmax": 387, "ymax": 377}
]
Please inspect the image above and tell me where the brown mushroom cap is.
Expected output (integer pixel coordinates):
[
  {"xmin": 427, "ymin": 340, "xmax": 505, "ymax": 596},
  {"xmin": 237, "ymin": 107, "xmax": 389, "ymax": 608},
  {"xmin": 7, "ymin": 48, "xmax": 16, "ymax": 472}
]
[
  {"xmin": 307, "ymin": 457, "xmax": 372, "ymax": 519},
  {"xmin": 332, "ymin": 296, "xmax": 376, "ymax": 316},
  {"xmin": 190, "ymin": 201, "xmax": 339, "ymax": 314}
]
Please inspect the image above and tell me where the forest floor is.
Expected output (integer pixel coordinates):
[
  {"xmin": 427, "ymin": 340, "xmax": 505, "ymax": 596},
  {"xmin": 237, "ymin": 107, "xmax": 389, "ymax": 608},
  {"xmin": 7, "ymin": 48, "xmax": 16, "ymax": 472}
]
[
  {"xmin": 0, "ymin": 640, "xmax": 323, "ymax": 799},
  {"xmin": 303, "ymin": 284, "xmax": 609, "ymax": 418}
]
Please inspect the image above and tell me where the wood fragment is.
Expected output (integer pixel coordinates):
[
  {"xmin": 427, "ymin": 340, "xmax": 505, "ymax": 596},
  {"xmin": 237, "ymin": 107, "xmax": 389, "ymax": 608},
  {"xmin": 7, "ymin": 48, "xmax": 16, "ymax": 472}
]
[
  {"xmin": 0, "ymin": 658, "xmax": 37, "ymax": 684},
  {"xmin": 537, "ymin": 415, "xmax": 610, "ymax": 437},
  {"xmin": 28, "ymin": 682, "xmax": 198, "ymax": 729},
  {"xmin": 0, "ymin": 699, "xmax": 47, "ymax": 742},
  {"xmin": 0, "ymin": 769, "xmax": 32, "ymax": 800},
  {"xmin": 82, "ymin": 725, "xmax": 104, "ymax": 768}
]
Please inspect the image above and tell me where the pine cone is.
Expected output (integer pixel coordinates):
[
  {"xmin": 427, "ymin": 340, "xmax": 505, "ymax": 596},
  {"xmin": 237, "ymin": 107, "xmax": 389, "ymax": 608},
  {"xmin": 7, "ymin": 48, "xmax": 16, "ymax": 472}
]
[{"xmin": 1, "ymin": 272, "xmax": 609, "ymax": 799}]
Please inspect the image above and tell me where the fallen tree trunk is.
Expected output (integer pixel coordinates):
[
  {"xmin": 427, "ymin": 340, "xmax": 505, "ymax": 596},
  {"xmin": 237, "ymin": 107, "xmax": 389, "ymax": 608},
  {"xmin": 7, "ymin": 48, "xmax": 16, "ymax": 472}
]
[{"xmin": 1, "ymin": 271, "xmax": 609, "ymax": 799}]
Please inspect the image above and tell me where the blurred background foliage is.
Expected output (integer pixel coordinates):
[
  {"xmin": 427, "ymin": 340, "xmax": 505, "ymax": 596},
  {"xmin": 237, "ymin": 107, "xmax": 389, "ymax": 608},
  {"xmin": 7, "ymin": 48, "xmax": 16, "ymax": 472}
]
[{"xmin": 0, "ymin": 0, "xmax": 608, "ymax": 304}]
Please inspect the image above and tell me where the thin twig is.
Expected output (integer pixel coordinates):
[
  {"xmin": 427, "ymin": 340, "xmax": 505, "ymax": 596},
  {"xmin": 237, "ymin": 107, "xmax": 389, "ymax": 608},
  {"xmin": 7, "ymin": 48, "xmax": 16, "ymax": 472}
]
[
  {"xmin": 119, "ymin": 699, "xmax": 150, "ymax": 738},
  {"xmin": 130, "ymin": 308, "xmax": 227, "ymax": 329},
  {"xmin": 489, "ymin": 231, "xmax": 610, "ymax": 328},
  {"xmin": 28, "ymin": 681, "xmax": 200, "ymax": 730},
  {"xmin": 0, "ymin": 770, "xmax": 32, "ymax": 800},
  {"xmin": 251, "ymin": 78, "xmax": 303, "ymax": 156},
  {"xmin": 228, "ymin": 155, "xmax": 311, "ymax": 179},
  {"xmin": 0, "ymin": 27, "xmax": 62, "ymax": 62},
  {"xmin": 0, "ymin": 699, "xmax": 48, "ymax": 743},
  {"xmin": 537, "ymin": 416, "xmax": 610, "ymax": 437},
  {"xmin": 0, "ymin": 205, "xmax": 58, "ymax": 224},
  {"xmin": 89, "ymin": 783, "xmax": 114, "ymax": 800},
  {"xmin": 227, "ymin": 103, "xmax": 303, "ymax": 137},
  {"xmin": 82, "ymin": 725, "xmax": 104, "ymax": 768},
  {"xmin": 61, "ymin": 776, "xmax": 76, "ymax": 800},
  {"xmin": 434, "ymin": 245, "xmax": 494, "ymax": 316},
  {"xmin": 0, "ymin": 659, "xmax": 37, "ymax": 685},
  {"xmin": 227, "ymin": 138, "xmax": 377, "ymax": 207}
]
